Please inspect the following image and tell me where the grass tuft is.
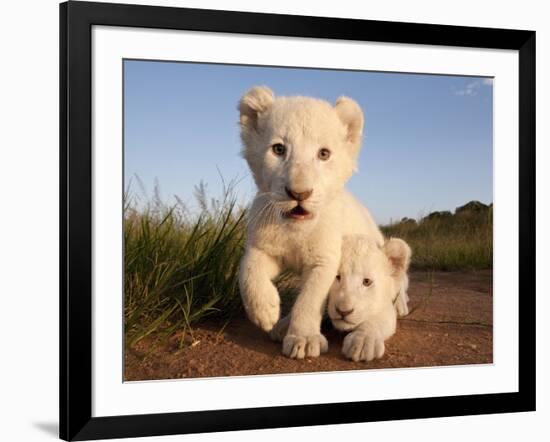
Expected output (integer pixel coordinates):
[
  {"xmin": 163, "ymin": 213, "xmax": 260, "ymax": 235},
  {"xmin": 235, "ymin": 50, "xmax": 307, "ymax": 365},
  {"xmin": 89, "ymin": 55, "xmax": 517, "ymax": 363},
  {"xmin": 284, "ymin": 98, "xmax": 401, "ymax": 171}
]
[{"xmin": 124, "ymin": 180, "xmax": 246, "ymax": 348}]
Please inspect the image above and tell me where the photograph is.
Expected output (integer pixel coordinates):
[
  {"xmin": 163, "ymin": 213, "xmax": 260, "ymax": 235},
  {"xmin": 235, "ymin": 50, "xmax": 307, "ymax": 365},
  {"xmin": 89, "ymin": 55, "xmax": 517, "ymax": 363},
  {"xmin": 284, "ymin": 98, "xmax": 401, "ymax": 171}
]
[{"xmin": 123, "ymin": 59, "xmax": 494, "ymax": 381}]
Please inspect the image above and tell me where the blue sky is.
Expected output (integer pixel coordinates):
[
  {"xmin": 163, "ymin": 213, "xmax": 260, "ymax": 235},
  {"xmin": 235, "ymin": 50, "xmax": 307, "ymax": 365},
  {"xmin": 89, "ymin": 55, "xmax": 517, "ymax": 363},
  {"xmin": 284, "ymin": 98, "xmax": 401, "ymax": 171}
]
[{"xmin": 124, "ymin": 59, "xmax": 493, "ymax": 224}]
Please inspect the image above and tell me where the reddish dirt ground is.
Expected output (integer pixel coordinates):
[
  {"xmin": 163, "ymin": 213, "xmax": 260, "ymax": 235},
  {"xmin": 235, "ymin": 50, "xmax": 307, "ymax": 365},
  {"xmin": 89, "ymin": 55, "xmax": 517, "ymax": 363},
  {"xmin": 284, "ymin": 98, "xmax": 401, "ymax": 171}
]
[{"xmin": 125, "ymin": 270, "xmax": 492, "ymax": 380}]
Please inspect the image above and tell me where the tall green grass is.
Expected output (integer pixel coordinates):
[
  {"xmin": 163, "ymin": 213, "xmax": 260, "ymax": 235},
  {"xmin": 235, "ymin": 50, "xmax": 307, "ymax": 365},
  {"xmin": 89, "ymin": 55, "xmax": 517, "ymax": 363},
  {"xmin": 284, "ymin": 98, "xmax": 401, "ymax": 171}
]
[
  {"xmin": 124, "ymin": 182, "xmax": 247, "ymax": 348},
  {"xmin": 381, "ymin": 206, "xmax": 493, "ymax": 271}
]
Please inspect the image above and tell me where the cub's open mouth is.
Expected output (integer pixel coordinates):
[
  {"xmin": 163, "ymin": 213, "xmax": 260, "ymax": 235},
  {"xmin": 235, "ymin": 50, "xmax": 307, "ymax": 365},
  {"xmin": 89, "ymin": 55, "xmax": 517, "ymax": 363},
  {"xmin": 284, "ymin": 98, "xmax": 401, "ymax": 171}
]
[{"xmin": 282, "ymin": 204, "xmax": 313, "ymax": 221}]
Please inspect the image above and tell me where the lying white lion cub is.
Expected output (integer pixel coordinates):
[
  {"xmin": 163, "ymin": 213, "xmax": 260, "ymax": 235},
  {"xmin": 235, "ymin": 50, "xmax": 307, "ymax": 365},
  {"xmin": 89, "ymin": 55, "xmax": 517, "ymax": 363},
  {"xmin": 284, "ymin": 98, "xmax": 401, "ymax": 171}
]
[
  {"xmin": 328, "ymin": 235, "xmax": 411, "ymax": 362},
  {"xmin": 238, "ymin": 86, "xmax": 409, "ymax": 359}
]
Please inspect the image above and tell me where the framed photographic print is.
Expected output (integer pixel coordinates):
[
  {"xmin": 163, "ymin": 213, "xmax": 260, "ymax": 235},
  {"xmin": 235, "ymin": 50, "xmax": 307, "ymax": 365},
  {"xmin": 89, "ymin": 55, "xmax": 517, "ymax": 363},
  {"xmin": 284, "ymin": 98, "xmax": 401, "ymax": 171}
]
[{"xmin": 60, "ymin": 1, "xmax": 536, "ymax": 440}]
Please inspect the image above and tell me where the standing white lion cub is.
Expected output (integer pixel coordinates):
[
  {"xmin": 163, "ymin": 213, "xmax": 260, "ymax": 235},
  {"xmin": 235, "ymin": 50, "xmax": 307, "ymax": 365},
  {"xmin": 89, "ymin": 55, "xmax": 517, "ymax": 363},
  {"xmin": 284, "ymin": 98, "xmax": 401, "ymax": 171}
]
[
  {"xmin": 328, "ymin": 235, "xmax": 411, "ymax": 361},
  {"xmin": 238, "ymin": 86, "xmax": 408, "ymax": 359}
]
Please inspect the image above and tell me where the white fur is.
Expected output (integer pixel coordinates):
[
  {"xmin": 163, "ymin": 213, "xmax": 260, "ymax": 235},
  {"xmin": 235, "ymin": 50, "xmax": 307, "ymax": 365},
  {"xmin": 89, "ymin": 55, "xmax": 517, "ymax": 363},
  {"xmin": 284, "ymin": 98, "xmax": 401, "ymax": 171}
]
[
  {"xmin": 328, "ymin": 235, "xmax": 412, "ymax": 362},
  {"xmin": 238, "ymin": 86, "xmax": 388, "ymax": 359}
]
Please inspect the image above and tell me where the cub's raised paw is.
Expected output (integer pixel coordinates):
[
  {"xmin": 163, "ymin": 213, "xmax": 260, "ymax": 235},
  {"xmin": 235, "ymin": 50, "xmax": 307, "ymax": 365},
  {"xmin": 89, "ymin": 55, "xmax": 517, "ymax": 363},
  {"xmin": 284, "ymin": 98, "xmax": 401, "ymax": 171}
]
[
  {"xmin": 282, "ymin": 334, "xmax": 328, "ymax": 359},
  {"xmin": 342, "ymin": 330, "xmax": 385, "ymax": 362},
  {"xmin": 244, "ymin": 297, "xmax": 280, "ymax": 333}
]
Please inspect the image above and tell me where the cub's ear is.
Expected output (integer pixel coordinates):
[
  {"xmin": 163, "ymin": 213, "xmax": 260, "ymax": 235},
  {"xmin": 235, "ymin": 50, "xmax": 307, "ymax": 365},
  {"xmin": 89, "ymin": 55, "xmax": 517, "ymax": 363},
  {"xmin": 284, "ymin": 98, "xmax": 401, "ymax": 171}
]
[
  {"xmin": 383, "ymin": 238, "xmax": 412, "ymax": 279},
  {"xmin": 334, "ymin": 96, "xmax": 364, "ymax": 146},
  {"xmin": 238, "ymin": 86, "xmax": 274, "ymax": 131}
]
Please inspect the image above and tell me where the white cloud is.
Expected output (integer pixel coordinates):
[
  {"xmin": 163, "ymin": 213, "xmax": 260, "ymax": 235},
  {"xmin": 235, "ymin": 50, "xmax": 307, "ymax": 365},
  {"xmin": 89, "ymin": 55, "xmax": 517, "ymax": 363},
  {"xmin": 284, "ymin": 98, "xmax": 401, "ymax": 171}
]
[{"xmin": 454, "ymin": 78, "xmax": 493, "ymax": 96}]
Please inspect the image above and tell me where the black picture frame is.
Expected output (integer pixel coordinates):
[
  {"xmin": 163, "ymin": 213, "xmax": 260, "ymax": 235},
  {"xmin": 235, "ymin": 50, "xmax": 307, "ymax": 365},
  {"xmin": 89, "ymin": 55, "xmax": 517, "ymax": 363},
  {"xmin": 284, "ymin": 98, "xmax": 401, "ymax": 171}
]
[{"xmin": 60, "ymin": 1, "xmax": 536, "ymax": 440}]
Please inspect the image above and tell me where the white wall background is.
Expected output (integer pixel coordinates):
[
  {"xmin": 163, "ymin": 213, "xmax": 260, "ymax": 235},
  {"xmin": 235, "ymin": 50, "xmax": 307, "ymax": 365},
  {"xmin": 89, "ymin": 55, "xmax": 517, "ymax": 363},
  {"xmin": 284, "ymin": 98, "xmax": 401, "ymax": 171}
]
[{"xmin": 0, "ymin": 0, "xmax": 547, "ymax": 441}]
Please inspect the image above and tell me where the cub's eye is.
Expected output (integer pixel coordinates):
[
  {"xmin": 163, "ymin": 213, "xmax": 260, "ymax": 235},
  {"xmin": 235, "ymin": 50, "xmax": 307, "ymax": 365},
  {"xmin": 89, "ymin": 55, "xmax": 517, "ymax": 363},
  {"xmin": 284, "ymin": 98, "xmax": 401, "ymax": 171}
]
[
  {"xmin": 318, "ymin": 148, "xmax": 331, "ymax": 161},
  {"xmin": 335, "ymin": 275, "xmax": 341, "ymax": 282},
  {"xmin": 271, "ymin": 143, "xmax": 286, "ymax": 156},
  {"xmin": 363, "ymin": 278, "xmax": 373, "ymax": 287}
]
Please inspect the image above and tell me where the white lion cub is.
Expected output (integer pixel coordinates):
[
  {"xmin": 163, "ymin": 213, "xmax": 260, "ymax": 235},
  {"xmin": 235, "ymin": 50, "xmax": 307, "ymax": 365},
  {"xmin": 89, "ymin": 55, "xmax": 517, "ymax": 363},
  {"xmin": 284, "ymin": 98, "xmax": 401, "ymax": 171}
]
[
  {"xmin": 328, "ymin": 235, "xmax": 411, "ymax": 362},
  {"xmin": 238, "ymin": 86, "xmax": 409, "ymax": 359}
]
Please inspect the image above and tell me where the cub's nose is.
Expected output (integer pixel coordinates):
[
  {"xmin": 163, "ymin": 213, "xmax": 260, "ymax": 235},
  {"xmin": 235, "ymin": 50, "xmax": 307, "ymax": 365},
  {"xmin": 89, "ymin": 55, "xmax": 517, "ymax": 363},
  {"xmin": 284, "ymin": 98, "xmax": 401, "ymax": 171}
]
[
  {"xmin": 336, "ymin": 307, "xmax": 354, "ymax": 318},
  {"xmin": 285, "ymin": 187, "xmax": 313, "ymax": 202}
]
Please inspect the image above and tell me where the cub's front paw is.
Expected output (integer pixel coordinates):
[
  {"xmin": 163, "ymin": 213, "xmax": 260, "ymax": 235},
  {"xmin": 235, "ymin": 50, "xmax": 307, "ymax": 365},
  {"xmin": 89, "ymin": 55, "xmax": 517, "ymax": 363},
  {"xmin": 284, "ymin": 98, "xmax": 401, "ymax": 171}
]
[
  {"xmin": 282, "ymin": 334, "xmax": 328, "ymax": 359},
  {"xmin": 342, "ymin": 330, "xmax": 385, "ymax": 362},
  {"xmin": 244, "ymin": 296, "xmax": 280, "ymax": 333}
]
